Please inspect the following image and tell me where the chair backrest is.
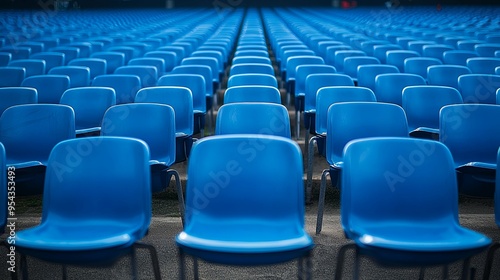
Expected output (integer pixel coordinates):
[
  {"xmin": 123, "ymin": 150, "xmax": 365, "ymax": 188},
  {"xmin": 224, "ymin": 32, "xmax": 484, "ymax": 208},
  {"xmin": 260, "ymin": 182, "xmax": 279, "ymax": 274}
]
[
  {"xmin": 68, "ymin": 42, "xmax": 92, "ymax": 58},
  {"xmin": 183, "ymin": 135, "xmax": 306, "ymax": 232},
  {"xmin": 171, "ymin": 65, "xmax": 213, "ymax": 95},
  {"xmin": 295, "ymin": 64, "xmax": 337, "ymax": 96},
  {"xmin": 157, "ymin": 74, "xmax": 206, "ymax": 113},
  {"xmin": 68, "ymin": 58, "xmax": 106, "ymax": 79},
  {"xmin": 0, "ymin": 67, "xmax": 25, "ymax": 87},
  {"xmin": 181, "ymin": 57, "xmax": 219, "ymax": 82},
  {"xmin": 475, "ymin": 43, "xmax": 500, "ymax": 57},
  {"xmin": 286, "ymin": 56, "xmax": 325, "ymax": 82},
  {"xmin": 357, "ymin": 64, "xmax": 399, "ymax": 91},
  {"xmin": 422, "ymin": 44, "xmax": 454, "ymax": 60},
  {"xmin": 101, "ymin": 103, "xmax": 176, "ymax": 166},
  {"xmin": 21, "ymin": 75, "xmax": 70, "ymax": 103},
  {"xmin": 60, "ymin": 87, "xmax": 116, "ymax": 130},
  {"xmin": 314, "ymin": 86, "xmax": 376, "ymax": 135},
  {"xmin": 106, "ymin": 46, "xmax": 137, "ymax": 62},
  {"xmin": 216, "ymin": 103, "xmax": 290, "ymax": 138},
  {"xmin": 49, "ymin": 46, "xmax": 80, "ymax": 63},
  {"xmin": 144, "ymin": 51, "xmax": 177, "ymax": 72},
  {"xmin": 157, "ymin": 46, "xmax": 185, "ymax": 64},
  {"xmin": 49, "ymin": 66, "xmax": 91, "ymax": 88},
  {"xmin": 343, "ymin": 56, "xmax": 380, "ymax": 79},
  {"xmin": 326, "ymin": 102, "xmax": 408, "ymax": 165},
  {"xmin": 42, "ymin": 137, "xmax": 151, "ymax": 238},
  {"xmin": 333, "ymin": 50, "xmax": 366, "ymax": 72},
  {"xmin": 0, "ymin": 87, "xmax": 38, "ymax": 115},
  {"xmin": 234, "ymin": 49, "xmax": 269, "ymax": 57},
  {"xmin": 440, "ymin": 104, "xmax": 500, "ymax": 166},
  {"xmin": 92, "ymin": 74, "xmax": 141, "ymax": 104},
  {"xmin": 224, "ymin": 85, "xmax": 281, "ymax": 104},
  {"xmin": 0, "ymin": 46, "xmax": 31, "ymax": 60},
  {"xmin": 135, "ymin": 86, "xmax": 194, "ymax": 137},
  {"xmin": 386, "ymin": 50, "xmax": 420, "ymax": 72},
  {"xmin": 404, "ymin": 57, "xmax": 442, "ymax": 80},
  {"xmin": 191, "ymin": 50, "xmax": 224, "ymax": 73},
  {"xmin": 114, "ymin": 65, "xmax": 158, "ymax": 88},
  {"xmin": 227, "ymin": 73, "xmax": 278, "ymax": 88},
  {"xmin": 0, "ymin": 104, "xmax": 75, "ymax": 164},
  {"xmin": 427, "ymin": 65, "xmax": 471, "ymax": 90},
  {"xmin": 466, "ymin": 58, "xmax": 500, "ymax": 75},
  {"xmin": 229, "ymin": 63, "xmax": 275, "ymax": 76},
  {"xmin": 232, "ymin": 56, "xmax": 271, "ymax": 65},
  {"xmin": 8, "ymin": 59, "xmax": 46, "ymax": 77},
  {"xmin": 373, "ymin": 44, "xmax": 402, "ymax": 63},
  {"xmin": 402, "ymin": 85, "xmax": 463, "ymax": 131},
  {"xmin": 91, "ymin": 51, "xmax": 125, "ymax": 74},
  {"xmin": 442, "ymin": 50, "xmax": 478, "ymax": 66},
  {"xmin": 305, "ymin": 73, "xmax": 355, "ymax": 112},
  {"xmin": 30, "ymin": 52, "xmax": 65, "ymax": 71},
  {"xmin": 341, "ymin": 137, "xmax": 460, "ymax": 240},
  {"xmin": 374, "ymin": 73, "xmax": 426, "ymax": 106},
  {"xmin": 0, "ymin": 52, "xmax": 11, "ymax": 66},
  {"xmin": 458, "ymin": 74, "xmax": 500, "ymax": 104},
  {"xmin": 129, "ymin": 58, "xmax": 166, "ymax": 74}
]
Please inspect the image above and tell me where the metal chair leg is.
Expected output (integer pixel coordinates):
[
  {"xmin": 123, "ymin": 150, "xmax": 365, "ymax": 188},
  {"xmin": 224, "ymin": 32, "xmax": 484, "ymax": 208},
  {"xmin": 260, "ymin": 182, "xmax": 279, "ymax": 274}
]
[
  {"xmin": 461, "ymin": 259, "xmax": 470, "ymax": 280},
  {"xmin": 334, "ymin": 243, "xmax": 357, "ymax": 280},
  {"xmin": 306, "ymin": 136, "xmax": 318, "ymax": 204},
  {"xmin": 130, "ymin": 246, "xmax": 138, "ymax": 280},
  {"xmin": 62, "ymin": 264, "xmax": 68, "ymax": 280},
  {"xmin": 296, "ymin": 110, "xmax": 301, "ymax": 140},
  {"xmin": 353, "ymin": 247, "xmax": 360, "ymax": 280},
  {"xmin": 316, "ymin": 169, "xmax": 330, "ymax": 235},
  {"xmin": 306, "ymin": 252, "xmax": 313, "ymax": 280},
  {"xmin": 178, "ymin": 248, "xmax": 186, "ymax": 280},
  {"xmin": 21, "ymin": 254, "xmax": 28, "ymax": 280},
  {"xmin": 193, "ymin": 257, "xmax": 199, "ymax": 280},
  {"xmin": 483, "ymin": 242, "xmax": 500, "ymax": 280},
  {"xmin": 166, "ymin": 169, "xmax": 185, "ymax": 227},
  {"xmin": 135, "ymin": 242, "xmax": 162, "ymax": 280},
  {"xmin": 298, "ymin": 256, "xmax": 304, "ymax": 280}
]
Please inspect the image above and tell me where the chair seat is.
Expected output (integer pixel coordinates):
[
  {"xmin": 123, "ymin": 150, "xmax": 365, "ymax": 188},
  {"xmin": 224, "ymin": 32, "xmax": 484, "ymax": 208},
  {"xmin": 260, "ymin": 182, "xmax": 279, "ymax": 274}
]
[
  {"xmin": 352, "ymin": 224, "xmax": 491, "ymax": 265},
  {"xmin": 177, "ymin": 225, "xmax": 313, "ymax": 264},
  {"xmin": 15, "ymin": 222, "xmax": 138, "ymax": 251}
]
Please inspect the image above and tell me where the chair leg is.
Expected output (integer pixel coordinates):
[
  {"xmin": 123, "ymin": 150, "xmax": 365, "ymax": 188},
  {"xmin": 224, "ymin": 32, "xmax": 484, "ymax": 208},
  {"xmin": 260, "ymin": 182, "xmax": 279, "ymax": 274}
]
[
  {"xmin": 62, "ymin": 264, "xmax": 68, "ymax": 280},
  {"xmin": 166, "ymin": 169, "xmax": 185, "ymax": 227},
  {"xmin": 135, "ymin": 242, "xmax": 162, "ymax": 280},
  {"xmin": 443, "ymin": 265, "xmax": 449, "ymax": 280},
  {"xmin": 353, "ymin": 248, "xmax": 361, "ymax": 280},
  {"xmin": 21, "ymin": 254, "xmax": 28, "ymax": 280},
  {"xmin": 130, "ymin": 246, "xmax": 138, "ymax": 280},
  {"xmin": 419, "ymin": 267, "xmax": 425, "ymax": 280},
  {"xmin": 297, "ymin": 256, "xmax": 304, "ymax": 280},
  {"xmin": 316, "ymin": 169, "xmax": 330, "ymax": 235},
  {"xmin": 306, "ymin": 136, "xmax": 318, "ymax": 204},
  {"xmin": 334, "ymin": 243, "xmax": 356, "ymax": 280},
  {"xmin": 306, "ymin": 252, "xmax": 313, "ymax": 280},
  {"xmin": 193, "ymin": 257, "xmax": 199, "ymax": 280},
  {"xmin": 483, "ymin": 242, "xmax": 500, "ymax": 280},
  {"xmin": 295, "ymin": 110, "xmax": 301, "ymax": 140},
  {"xmin": 461, "ymin": 259, "xmax": 470, "ymax": 280}
]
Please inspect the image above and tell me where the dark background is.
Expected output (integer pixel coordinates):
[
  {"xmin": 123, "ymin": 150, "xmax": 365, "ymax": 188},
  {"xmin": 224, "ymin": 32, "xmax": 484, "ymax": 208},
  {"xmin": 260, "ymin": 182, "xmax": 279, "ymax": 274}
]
[{"xmin": 0, "ymin": 0, "xmax": 498, "ymax": 9}]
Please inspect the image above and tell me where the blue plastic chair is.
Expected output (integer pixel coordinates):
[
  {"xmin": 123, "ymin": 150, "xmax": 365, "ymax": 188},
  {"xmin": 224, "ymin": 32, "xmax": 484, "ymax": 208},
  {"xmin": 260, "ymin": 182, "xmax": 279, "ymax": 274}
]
[
  {"xmin": 372, "ymin": 44, "xmax": 402, "ymax": 63},
  {"xmin": 442, "ymin": 50, "xmax": 478, "ymax": 66},
  {"xmin": 386, "ymin": 50, "xmax": 420, "ymax": 72},
  {"xmin": 115, "ymin": 65, "xmax": 157, "ymax": 88},
  {"xmin": 191, "ymin": 50, "xmax": 224, "ymax": 76},
  {"xmin": 171, "ymin": 65, "xmax": 214, "ymax": 113},
  {"xmin": 0, "ymin": 46, "xmax": 31, "ymax": 60},
  {"xmin": 129, "ymin": 58, "xmax": 166, "ymax": 76},
  {"xmin": 356, "ymin": 64, "xmax": 399, "ymax": 92},
  {"xmin": 303, "ymin": 73, "xmax": 355, "ymax": 138},
  {"xmin": 335, "ymin": 137, "xmax": 491, "ymax": 279},
  {"xmin": 30, "ymin": 52, "xmax": 65, "ymax": 72},
  {"xmin": 181, "ymin": 57, "xmax": 219, "ymax": 90},
  {"xmin": 49, "ymin": 46, "xmax": 80, "ymax": 64},
  {"xmin": 157, "ymin": 46, "xmax": 185, "ymax": 64},
  {"xmin": 475, "ymin": 44, "xmax": 500, "ymax": 57},
  {"xmin": 466, "ymin": 57, "xmax": 500, "ymax": 75},
  {"xmin": 374, "ymin": 73, "xmax": 426, "ymax": 106},
  {"xmin": 458, "ymin": 74, "xmax": 500, "ymax": 104},
  {"xmin": 101, "ymin": 104, "xmax": 184, "ymax": 221},
  {"xmin": 422, "ymin": 44, "xmax": 454, "ymax": 60},
  {"xmin": 176, "ymin": 135, "xmax": 314, "ymax": 279},
  {"xmin": 144, "ymin": 51, "xmax": 177, "ymax": 73},
  {"xmin": 0, "ymin": 52, "xmax": 11, "ymax": 66},
  {"xmin": 224, "ymin": 85, "xmax": 281, "ymax": 104},
  {"xmin": 440, "ymin": 104, "xmax": 500, "ymax": 197},
  {"xmin": 68, "ymin": 42, "xmax": 92, "ymax": 58},
  {"xmin": 157, "ymin": 74, "xmax": 206, "ymax": 137},
  {"xmin": 315, "ymin": 102, "xmax": 408, "ymax": 233},
  {"xmin": 343, "ymin": 56, "xmax": 380, "ymax": 81},
  {"xmin": 92, "ymin": 74, "xmax": 141, "ymax": 104},
  {"xmin": 48, "ymin": 66, "xmax": 91, "ymax": 88},
  {"xmin": 408, "ymin": 41, "xmax": 437, "ymax": 55},
  {"xmin": 21, "ymin": 75, "xmax": 70, "ymax": 103},
  {"xmin": 402, "ymin": 85, "xmax": 463, "ymax": 139},
  {"xmin": 427, "ymin": 65, "xmax": 471, "ymax": 90},
  {"xmin": 0, "ymin": 67, "xmax": 25, "ymax": 87},
  {"xmin": 13, "ymin": 137, "xmax": 161, "ymax": 280},
  {"xmin": 216, "ymin": 102, "xmax": 290, "ymax": 138},
  {"xmin": 105, "ymin": 46, "xmax": 137, "ymax": 63},
  {"xmin": 404, "ymin": 57, "xmax": 442, "ymax": 80},
  {"xmin": 229, "ymin": 63, "xmax": 275, "ymax": 76},
  {"xmin": 232, "ymin": 56, "xmax": 271, "ymax": 65},
  {"xmin": 0, "ymin": 87, "xmax": 38, "ymax": 115},
  {"xmin": 8, "ymin": 59, "xmax": 46, "ymax": 77},
  {"xmin": 60, "ymin": 87, "xmax": 116, "ymax": 137},
  {"xmin": 324, "ymin": 45, "xmax": 353, "ymax": 65},
  {"xmin": 90, "ymin": 51, "xmax": 125, "ymax": 74},
  {"xmin": 234, "ymin": 49, "xmax": 269, "ymax": 57},
  {"xmin": 68, "ymin": 58, "xmax": 107, "ymax": 80},
  {"xmin": 0, "ymin": 104, "xmax": 75, "ymax": 195},
  {"xmin": 227, "ymin": 74, "xmax": 278, "ymax": 88},
  {"xmin": 135, "ymin": 86, "xmax": 194, "ymax": 163}
]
